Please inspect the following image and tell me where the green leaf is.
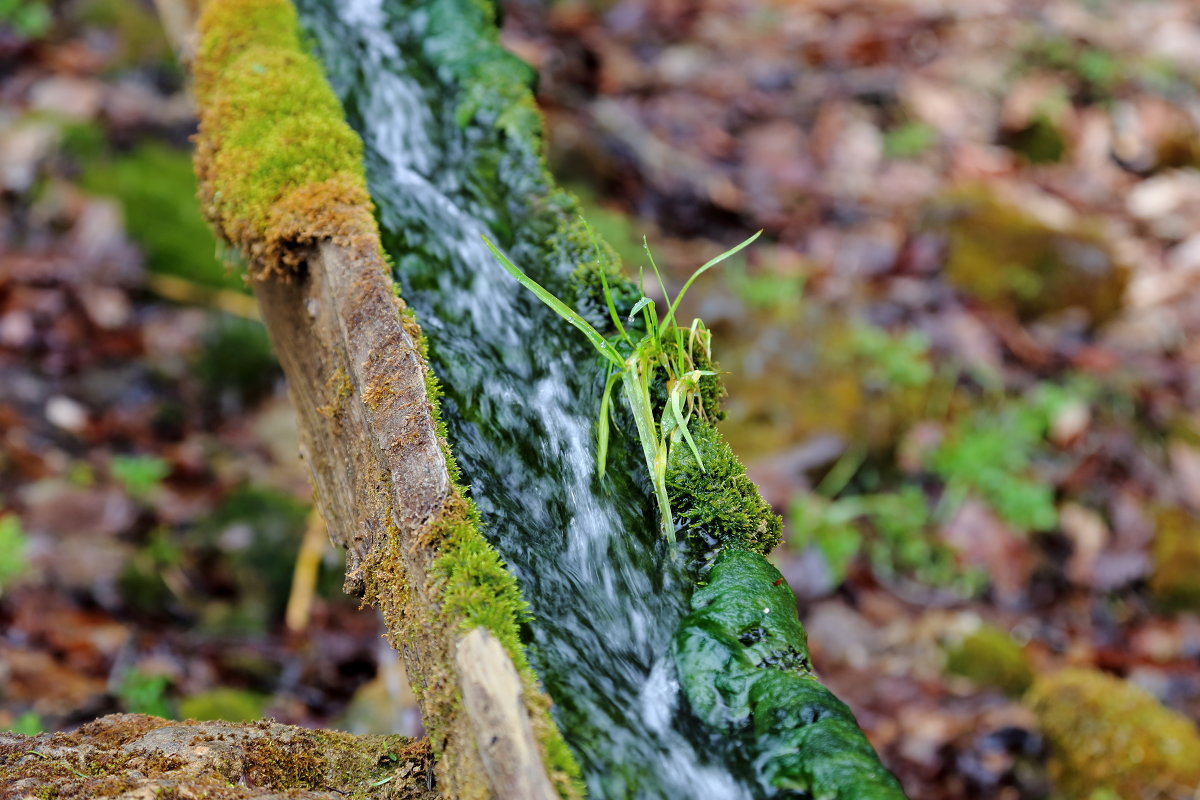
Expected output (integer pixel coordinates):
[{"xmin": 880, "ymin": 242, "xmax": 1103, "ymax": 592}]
[
  {"xmin": 596, "ymin": 369, "xmax": 621, "ymax": 477},
  {"xmin": 111, "ymin": 455, "xmax": 170, "ymax": 498},
  {"xmin": 0, "ymin": 514, "xmax": 29, "ymax": 593}
]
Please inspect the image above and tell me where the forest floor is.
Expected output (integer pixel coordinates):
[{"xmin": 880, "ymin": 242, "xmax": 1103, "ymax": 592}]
[{"xmin": 3, "ymin": 1, "xmax": 1200, "ymax": 798}]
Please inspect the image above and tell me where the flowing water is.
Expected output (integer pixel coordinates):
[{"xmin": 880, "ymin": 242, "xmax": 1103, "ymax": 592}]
[{"xmin": 294, "ymin": 0, "xmax": 753, "ymax": 796}]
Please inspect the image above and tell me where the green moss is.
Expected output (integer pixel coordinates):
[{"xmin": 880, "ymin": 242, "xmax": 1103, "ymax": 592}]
[
  {"xmin": 943, "ymin": 624, "xmax": 1033, "ymax": 697},
  {"xmin": 1150, "ymin": 506, "xmax": 1200, "ymax": 612},
  {"xmin": 1001, "ymin": 112, "xmax": 1067, "ymax": 164},
  {"xmin": 933, "ymin": 187, "xmax": 1127, "ymax": 324},
  {"xmin": 672, "ymin": 549, "xmax": 906, "ymax": 799},
  {"xmin": 178, "ymin": 688, "xmax": 268, "ymax": 723},
  {"xmin": 1027, "ymin": 668, "xmax": 1200, "ymax": 800},
  {"xmin": 193, "ymin": 0, "xmax": 375, "ymax": 275},
  {"xmin": 665, "ymin": 422, "xmax": 782, "ymax": 557},
  {"xmin": 80, "ymin": 143, "xmax": 238, "ymax": 291},
  {"xmin": 193, "ymin": 0, "xmax": 303, "ymax": 99},
  {"xmin": 430, "ymin": 496, "xmax": 532, "ymax": 654}
]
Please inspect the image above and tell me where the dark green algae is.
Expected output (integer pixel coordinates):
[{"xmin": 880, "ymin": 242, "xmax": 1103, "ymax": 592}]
[
  {"xmin": 294, "ymin": 0, "xmax": 903, "ymax": 796},
  {"xmin": 675, "ymin": 550, "xmax": 905, "ymax": 799}
]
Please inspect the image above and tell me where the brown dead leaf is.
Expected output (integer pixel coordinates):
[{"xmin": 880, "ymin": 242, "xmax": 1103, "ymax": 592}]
[{"xmin": 941, "ymin": 498, "xmax": 1031, "ymax": 606}]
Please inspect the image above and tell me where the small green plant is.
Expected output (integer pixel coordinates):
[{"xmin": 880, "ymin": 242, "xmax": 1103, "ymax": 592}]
[
  {"xmin": 850, "ymin": 324, "xmax": 933, "ymax": 389},
  {"xmin": 928, "ymin": 385, "xmax": 1073, "ymax": 532},
  {"xmin": 0, "ymin": 514, "xmax": 29, "ymax": 595},
  {"xmin": 727, "ymin": 261, "xmax": 805, "ymax": 314},
  {"xmin": 4, "ymin": 711, "xmax": 43, "ymax": 736},
  {"xmin": 0, "ymin": 0, "xmax": 51, "ymax": 39},
  {"xmin": 882, "ymin": 121, "xmax": 936, "ymax": 159},
  {"xmin": 790, "ymin": 481, "xmax": 977, "ymax": 589},
  {"xmin": 117, "ymin": 669, "xmax": 172, "ymax": 718},
  {"xmin": 110, "ymin": 455, "xmax": 170, "ymax": 498},
  {"xmin": 485, "ymin": 230, "xmax": 761, "ymax": 545}
]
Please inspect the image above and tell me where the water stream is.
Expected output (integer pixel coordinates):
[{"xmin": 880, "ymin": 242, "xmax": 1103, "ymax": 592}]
[{"xmin": 294, "ymin": 0, "xmax": 753, "ymax": 796}]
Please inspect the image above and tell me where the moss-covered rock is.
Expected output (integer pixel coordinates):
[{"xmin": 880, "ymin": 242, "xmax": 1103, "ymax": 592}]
[
  {"xmin": 943, "ymin": 623, "xmax": 1034, "ymax": 697},
  {"xmin": 932, "ymin": 188, "xmax": 1127, "ymax": 325},
  {"xmin": 1026, "ymin": 668, "xmax": 1200, "ymax": 800},
  {"xmin": 1150, "ymin": 506, "xmax": 1200, "ymax": 612},
  {"xmin": 672, "ymin": 549, "xmax": 907, "ymax": 799}
]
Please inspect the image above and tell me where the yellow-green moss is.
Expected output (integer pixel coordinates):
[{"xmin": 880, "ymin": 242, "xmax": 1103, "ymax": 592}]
[
  {"xmin": 1026, "ymin": 668, "xmax": 1200, "ymax": 800},
  {"xmin": 1150, "ymin": 506, "xmax": 1200, "ymax": 612},
  {"xmin": 193, "ymin": 0, "xmax": 375, "ymax": 276},
  {"xmin": 2, "ymin": 714, "xmax": 436, "ymax": 799},
  {"xmin": 933, "ymin": 187, "xmax": 1127, "ymax": 324},
  {"xmin": 943, "ymin": 624, "xmax": 1033, "ymax": 697}
]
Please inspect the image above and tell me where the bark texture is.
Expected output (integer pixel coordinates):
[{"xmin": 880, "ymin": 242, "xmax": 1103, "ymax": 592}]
[{"xmin": 0, "ymin": 714, "xmax": 437, "ymax": 800}]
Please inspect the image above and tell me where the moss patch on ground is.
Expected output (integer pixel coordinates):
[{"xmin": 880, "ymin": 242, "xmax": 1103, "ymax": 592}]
[
  {"xmin": 1027, "ymin": 668, "xmax": 1200, "ymax": 800},
  {"xmin": 943, "ymin": 623, "xmax": 1033, "ymax": 697},
  {"xmin": 1150, "ymin": 506, "xmax": 1200, "ymax": 612},
  {"xmin": 79, "ymin": 141, "xmax": 239, "ymax": 290},
  {"xmin": 932, "ymin": 187, "xmax": 1128, "ymax": 325}
]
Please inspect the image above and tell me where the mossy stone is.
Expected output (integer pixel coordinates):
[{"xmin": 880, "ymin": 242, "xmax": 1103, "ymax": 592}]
[
  {"xmin": 1027, "ymin": 668, "xmax": 1200, "ymax": 800},
  {"xmin": 943, "ymin": 623, "xmax": 1033, "ymax": 697},
  {"xmin": 933, "ymin": 188, "xmax": 1127, "ymax": 325}
]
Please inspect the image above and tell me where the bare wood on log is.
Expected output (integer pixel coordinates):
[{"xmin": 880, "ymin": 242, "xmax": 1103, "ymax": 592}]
[{"xmin": 456, "ymin": 628, "xmax": 560, "ymax": 800}]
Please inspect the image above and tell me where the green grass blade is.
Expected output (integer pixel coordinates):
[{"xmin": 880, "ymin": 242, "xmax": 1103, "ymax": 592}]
[
  {"xmin": 667, "ymin": 385, "xmax": 705, "ymax": 470},
  {"xmin": 662, "ymin": 230, "xmax": 762, "ymax": 331},
  {"xmin": 596, "ymin": 368, "xmax": 622, "ymax": 477},
  {"xmin": 628, "ymin": 296, "xmax": 653, "ymax": 321},
  {"xmin": 484, "ymin": 237, "xmax": 625, "ymax": 368},
  {"xmin": 644, "ymin": 236, "xmax": 672, "ymax": 317},
  {"xmin": 598, "ymin": 269, "xmax": 631, "ymax": 346},
  {"xmin": 621, "ymin": 362, "xmax": 676, "ymax": 547}
]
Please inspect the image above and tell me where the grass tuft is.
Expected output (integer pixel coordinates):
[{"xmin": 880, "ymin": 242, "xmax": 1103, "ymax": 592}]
[{"xmin": 486, "ymin": 229, "xmax": 762, "ymax": 548}]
